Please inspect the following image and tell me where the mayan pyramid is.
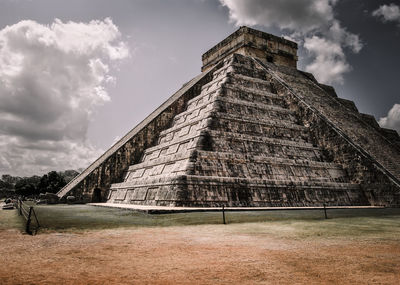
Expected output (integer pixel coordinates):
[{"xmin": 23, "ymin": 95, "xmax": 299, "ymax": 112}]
[{"xmin": 58, "ymin": 27, "xmax": 400, "ymax": 207}]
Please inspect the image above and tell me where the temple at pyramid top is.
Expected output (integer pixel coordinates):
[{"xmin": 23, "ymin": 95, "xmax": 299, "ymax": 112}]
[{"xmin": 201, "ymin": 26, "xmax": 298, "ymax": 71}]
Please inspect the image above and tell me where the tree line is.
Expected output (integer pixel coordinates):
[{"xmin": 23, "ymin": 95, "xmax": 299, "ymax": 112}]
[{"xmin": 0, "ymin": 170, "xmax": 79, "ymax": 197}]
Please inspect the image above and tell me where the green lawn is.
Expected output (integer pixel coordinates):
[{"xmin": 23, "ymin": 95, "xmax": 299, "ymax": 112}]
[
  {"xmin": 0, "ymin": 208, "xmax": 24, "ymax": 230},
  {"xmin": 1, "ymin": 204, "xmax": 400, "ymax": 240}
]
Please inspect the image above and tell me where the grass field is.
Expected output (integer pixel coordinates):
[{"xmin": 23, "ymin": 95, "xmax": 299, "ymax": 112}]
[
  {"xmin": 0, "ymin": 206, "xmax": 23, "ymax": 230},
  {"xmin": 1, "ymin": 204, "xmax": 400, "ymax": 284},
  {"xmin": 2, "ymin": 203, "xmax": 400, "ymax": 238}
]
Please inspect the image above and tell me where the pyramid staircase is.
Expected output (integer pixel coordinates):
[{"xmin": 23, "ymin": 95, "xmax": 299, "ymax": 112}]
[{"xmin": 108, "ymin": 54, "xmax": 369, "ymax": 207}]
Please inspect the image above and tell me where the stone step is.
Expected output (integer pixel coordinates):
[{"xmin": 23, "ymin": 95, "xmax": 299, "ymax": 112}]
[
  {"xmin": 211, "ymin": 59, "xmax": 270, "ymax": 82},
  {"xmin": 158, "ymin": 115, "xmax": 209, "ymax": 145},
  {"xmin": 211, "ymin": 61, "xmax": 236, "ymax": 80},
  {"xmin": 215, "ymin": 98, "xmax": 297, "ymax": 123},
  {"xmin": 209, "ymin": 112, "xmax": 310, "ymax": 141},
  {"xmin": 182, "ymin": 176, "xmax": 366, "ymax": 207},
  {"xmin": 187, "ymin": 84, "xmax": 285, "ymax": 111},
  {"xmin": 159, "ymin": 109, "xmax": 308, "ymax": 143},
  {"xmin": 201, "ymin": 66, "xmax": 273, "ymax": 95},
  {"xmin": 123, "ymin": 143, "xmax": 346, "ymax": 188},
  {"xmin": 184, "ymin": 89, "xmax": 289, "ymax": 120},
  {"xmin": 110, "ymin": 174, "xmax": 187, "ymax": 190},
  {"xmin": 124, "ymin": 163, "xmax": 188, "ymax": 183},
  {"xmin": 142, "ymin": 136, "xmax": 200, "ymax": 162},
  {"xmin": 193, "ymin": 150, "xmax": 343, "ymax": 170},
  {"xmin": 109, "ymin": 173, "xmax": 359, "ymax": 193},
  {"xmin": 207, "ymin": 130, "xmax": 324, "ymax": 161},
  {"xmin": 123, "ymin": 148, "xmax": 348, "ymax": 188},
  {"xmin": 192, "ymin": 150, "xmax": 347, "ymax": 183},
  {"xmin": 172, "ymin": 100, "xmax": 215, "ymax": 128},
  {"xmin": 108, "ymin": 172, "xmax": 366, "ymax": 206},
  {"xmin": 142, "ymin": 133, "xmax": 326, "ymax": 178},
  {"xmin": 211, "ymin": 111, "xmax": 303, "ymax": 129},
  {"xmin": 200, "ymin": 74, "xmax": 229, "ymax": 93},
  {"xmin": 207, "ymin": 130, "xmax": 317, "ymax": 149},
  {"xmin": 128, "ymin": 150, "xmax": 193, "ymax": 173},
  {"xmin": 221, "ymin": 84, "xmax": 286, "ymax": 107},
  {"xmin": 192, "ymin": 164, "xmax": 348, "ymax": 184},
  {"xmin": 222, "ymin": 59, "xmax": 270, "ymax": 80},
  {"xmin": 147, "ymin": 129, "xmax": 323, "ymax": 169},
  {"xmin": 186, "ymin": 86, "xmax": 220, "ymax": 107},
  {"xmin": 217, "ymin": 94, "xmax": 288, "ymax": 112},
  {"xmin": 226, "ymin": 72, "xmax": 272, "ymax": 92},
  {"xmin": 144, "ymin": 133, "xmax": 201, "ymax": 157},
  {"xmin": 177, "ymin": 95, "xmax": 296, "ymax": 130},
  {"xmin": 184, "ymin": 175, "xmax": 358, "ymax": 190}
]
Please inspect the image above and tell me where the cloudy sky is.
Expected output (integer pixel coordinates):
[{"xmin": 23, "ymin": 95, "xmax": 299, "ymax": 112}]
[{"xmin": 0, "ymin": 0, "xmax": 399, "ymax": 176}]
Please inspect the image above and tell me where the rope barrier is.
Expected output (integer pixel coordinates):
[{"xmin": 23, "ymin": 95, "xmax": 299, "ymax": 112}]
[{"xmin": 16, "ymin": 199, "xmax": 40, "ymax": 235}]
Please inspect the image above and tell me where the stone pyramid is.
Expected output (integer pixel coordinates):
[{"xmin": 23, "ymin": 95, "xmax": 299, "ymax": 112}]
[{"xmin": 58, "ymin": 27, "xmax": 400, "ymax": 207}]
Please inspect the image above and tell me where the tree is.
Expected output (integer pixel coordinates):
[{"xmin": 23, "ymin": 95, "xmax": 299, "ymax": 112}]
[
  {"xmin": 1, "ymin": 174, "xmax": 22, "ymax": 185},
  {"xmin": 2, "ymin": 171, "xmax": 71, "ymax": 196},
  {"xmin": 60, "ymin": 170, "xmax": 79, "ymax": 183},
  {"xmin": 0, "ymin": 179, "xmax": 14, "ymax": 198},
  {"xmin": 45, "ymin": 171, "xmax": 66, "ymax": 193},
  {"xmin": 15, "ymin": 180, "xmax": 36, "ymax": 196},
  {"xmin": 0, "ymin": 179, "xmax": 13, "ymax": 191},
  {"xmin": 37, "ymin": 174, "xmax": 49, "ymax": 193}
]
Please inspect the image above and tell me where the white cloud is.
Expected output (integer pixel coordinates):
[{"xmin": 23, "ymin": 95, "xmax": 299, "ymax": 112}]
[
  {"xmin": 219, "ymin": 0, "xmax": 362, "ymax": 84},
  {"xmin": 220, "ymin": 0, "xmax": 335, "ymax": 33},
  {"xmin": 372, "ymin": 4, "xmax": 400, "ymax": 23},
  {"xmin": 304, "ymin": 36, "xmax": 350, "ymax": 84},
  {"xmin": 0, "ymin": 18, "xmax": 129, "ymax": 176},
  {"xmin": 379, "ymin": 104, "xmax": 400, "ymax": 133}
]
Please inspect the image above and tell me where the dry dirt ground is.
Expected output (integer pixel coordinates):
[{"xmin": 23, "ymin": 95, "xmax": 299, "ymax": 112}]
[{"xmin": 1, "ymin": 224, "xmax": 399, "ymax": 285}]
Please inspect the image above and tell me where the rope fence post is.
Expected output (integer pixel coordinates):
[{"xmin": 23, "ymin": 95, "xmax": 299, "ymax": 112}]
[
  {"xmin": 222, "ymin": 205, "xmax": 226, "ymax": 224},
  {"xmin": 32, "ymin": 208, "xmax": 40, "ymax": 229},
  {"xmin": 323, "ymin": 203, "xmax": 328, "ymax": 219},
  {"xmin": 17, "ymin": 200, "xmax": 40, "ymax": 235},
  {"xmin": 26, "ymin": 206, "xmax": 33, "ymax": 235}
]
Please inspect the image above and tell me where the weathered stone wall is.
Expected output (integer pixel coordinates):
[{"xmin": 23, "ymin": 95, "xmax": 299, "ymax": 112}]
[
  {"xmin": 108, "ymin": 54, "xmax": 376, "ymax": 207},
  {"xmin": 380, "ymin": 128, "xmax": 400, "ymax": 150},
  {"xmin": 61, "ymin": 26, "xmax": 400, "ymax": 207},
  {"xmin": 202, "ymin": 26, "xmax": 298, "ymax": 71},
  {"xmin": 264, "ymin": 61, "xmax": 400, "ymax": 178},
  {"xmin": 176, "ymin": 176, "xmax": 366, "ymax": 207},
  {"xmin": 57, "ymin": 70, "xmax": 214, "ymax": 201},
  {"xmin": 260, "ymin": 60, "xmax": 400, "ymax": 206}
]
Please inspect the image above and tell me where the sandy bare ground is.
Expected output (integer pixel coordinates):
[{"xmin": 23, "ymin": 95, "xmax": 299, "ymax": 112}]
[{"xmin": 1, "ymin": 225, "xmax": 399, "ymax": 285}]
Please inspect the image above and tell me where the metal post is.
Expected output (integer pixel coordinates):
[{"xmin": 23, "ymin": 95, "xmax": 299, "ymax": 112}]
[
  {"xmin": 18, "ymin": 199, "xmax": 22, "ymax": 216},
  {"xmin": 32, "ymin": 208, "xmax": 40, "ymax": 228},
  {"xmin": 222, "ymin": 205, "xmax": 226, "ymax": 224},
  {"xmin": 323, "ymin": 203, "xmax": 328, "ymax": 219},
  {"xmin": 26, "ymin": 207, "xmax": 33, "ymax": 235}
]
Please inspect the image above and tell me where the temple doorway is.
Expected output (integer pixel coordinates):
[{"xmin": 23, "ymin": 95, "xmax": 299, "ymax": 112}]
[{"xmin": 92, "ymin": 188, "xmax": 102, "ymax": 202}]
